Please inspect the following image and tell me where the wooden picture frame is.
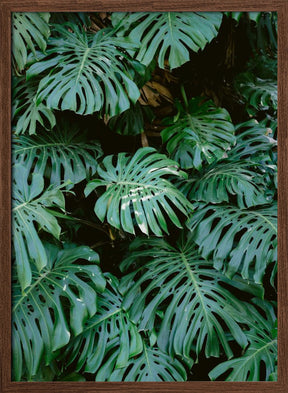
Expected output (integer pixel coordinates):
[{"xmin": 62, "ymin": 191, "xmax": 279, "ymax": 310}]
[{"xmin": 1, "ymin": 1, "xmax": 287, "ymax": 392}]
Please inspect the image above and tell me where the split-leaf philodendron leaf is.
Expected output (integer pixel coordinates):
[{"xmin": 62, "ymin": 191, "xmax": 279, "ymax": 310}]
[
  {"xmin": 27, "ymin": 24, "xmax": 142, "ymax": 116},
  {"xmin": 119, "ymin": 235, "xmax": 264, "ymax": 365},
  {"xmin": 12, "ymin": 164, "xmax": 65, "ymax": 291},
  {"xmin": 112, "ymin": 12, "xmax": 222, "ymax": 70},
  {"xmin": 12, "ymin": 243, "xmax": 106, "ymax": 381},
  {"xmin": 161, "ymin": 98, "xmax": 235, "ymax": 170},
  {"xmin": 85, "ymin": 147, "xmax": 193, "ymax": 236}
]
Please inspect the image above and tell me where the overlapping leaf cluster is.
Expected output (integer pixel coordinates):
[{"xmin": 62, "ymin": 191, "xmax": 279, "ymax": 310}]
[{"xmin": 12, "ymin": 11, "xmax": 277, "ymax": 382}]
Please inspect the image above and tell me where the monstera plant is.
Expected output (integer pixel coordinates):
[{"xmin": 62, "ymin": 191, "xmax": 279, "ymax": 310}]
[{"xmin": 11, "ymin": 11, "xmax": 277, "ymax": 382}]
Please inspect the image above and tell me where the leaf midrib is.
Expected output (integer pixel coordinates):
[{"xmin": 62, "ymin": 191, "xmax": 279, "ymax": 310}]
[
  {"xmin": 83, "ymin": 308, "xmax": 122, "ymax": 332},
  {"xmin": 167, "ymin": 13, "xmax": 174, "ymax": 44},
  {"xmin": 14, "ymin": 142, "xmax": 72, "ymax": 153},
  {"xmin": 202, "ymin": 206, "xmax": 277, "ymax": 234},
  {"xmin": 186, "ymin": 114, "xmax": 205, "ymax": 145},
  {"xmin": 180, "ymin": 252, "xmax": 209, "ymax": 323},
  {"xmin": 248, "ymin": 210, "xmax": 277, "ymax": 232},
  {"xmin": 76, "ymin": 47, "xmax": 91, "ymax": 84},
  {"xmin": 143, "ymin": 344, "xmax": 152, "ymax": 377},
  {"xmin": 203, "ymin": 162, "xmax": 256, "ymax": 179},
  {"xmin": 231, "ymin": 338, "xmax": 277, "ymax": 379},
  {"xmin": 13, "ymin": 270, "xmax": 49, "ymax": 312}
]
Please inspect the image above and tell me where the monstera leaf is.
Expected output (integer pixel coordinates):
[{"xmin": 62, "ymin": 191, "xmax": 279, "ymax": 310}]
[
  {"xmin": 161, "ymin": 98, "xmax": 235, "ymax": 170},
  {"xmin": 12, "ymin": 242, "xmax": 106, "ymax": 381},
  {"xmin": 236, "ymin": 73, "xmax": 277, "ymax": 112},
  {"xmin": 12, "ymin": 12, "xmax": 50, "ymax": 71},
  {"xmin": 12, "ymin": 164, "xmax": 65, "ymax": 291},
  {"xmin": 27, "ymin": 24, "xmax": 141, "ymax": 116},
  {"xmin": 96, "ymin": 343, "xmax": 187, "ymax": 381},
  {"xmin": 187, "ymin": 202, "xmax": 277, "ymax": 284},
  {"xmin": 64, "ymin": 274, "xmax": 143, "ymax": 375},
  {"xmin": 112, "ymin": 12, "xmax": 222, "ymax": 70},
  {"xmin": 119, "ymin": 236, "xmax": 263, "ymax": 365},
  {"xmin": 12, "ymin": 76, "xmax": 56, "ymax": 135},
  {"xmin": 209, "ymin": 299, "xmax": 277, "ymax": 381},
  {"xmin": 178, "ymin": 120, "xmax": 276, "ymax": 206},
  {"xmin": 228, "ymin": 120, "xmax": 277, "ymax": 161},
  {"xmin": 13, "ymin": 120, "xmax": 102, "ymax": 186},
  {"xmin": 108, "ymin": 102, "xmax": 154, "ymax": 136},
  {"xmin": 181, "ymin": 161, "xmax": 269, "ymax": 208},
  {"xmin": 85, "ymin": 147, "xmax": 193, "ymax": 236}
]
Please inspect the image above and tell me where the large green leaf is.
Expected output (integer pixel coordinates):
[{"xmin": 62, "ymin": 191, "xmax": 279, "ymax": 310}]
[
  {"xmin": 181, "ymin": 161, "xmax": 269, "ymax": 208},
  {"xmin": 12, "ymin": 242, "xmax": 106, "ymax": 381},
  {"xmin": 120, "ymin": 236, "xmax": 263, "ymax": 365},
  {"xmin": 161, "ymin": 98, "xmax": 235, "ymax": 170},
  {"xmin": 85, "ymin": 147, "xmax": 193, "ymax": 236},
  {"xmin": 227, "ymin": 120, "xmax": 277, "ymax": 161},
  {"xmin": 12, "ymin": 164, "xmax": 65, "ymax": 291},
  {"xmin": 96, "ymin": 343, "xmax": 187, "ymax": 381},
  {"xmin": 12, "ymin": 12, "xmax": 50, "ymax": 72},
  {"xmin": 108, "ymin": 102, "xmax": 154, "ymax": 136},
  {"xmin": 209, "ymin": 299, "xmax": 277, "ymax": 381},
  {"xmin": 227, "ymin": 120, "xmax": 277, "ymax": 197},
  {"xmin": 13, "ymin": 120, "xmax": 102, "ymax": 186},
  {"xmin": 27, "ymin": 24, "xmax": 141, "ymax": 116},
  {"xmin": 236, "ymin": 73, "xmax": 277, "ymax": 112},
  {"xmin": 112, "ymin": 12, "xmax": 222, "ymax": 70},
  {"xmin": 64, "ymin": 274, "xmax": 143, "ymax": 375},
  {"xmin": 178, "ymin": 119, "xmax": 276, "ymax": 206},
  {"xmin": 226, "ymin": 120, "xmax": 277, "ymax": 195},
  {"xmin": 12, "ymin": 76, "xmax": 56, "ymax": 135},
  {"xmin": 187, "ymin": 202, "xmax": 277, "ymax": 284}
]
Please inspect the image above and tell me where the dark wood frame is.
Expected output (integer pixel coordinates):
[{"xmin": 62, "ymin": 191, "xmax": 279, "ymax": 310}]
[{"xmin": 1, "ymin": 1, "xmax": 287, "ymax": 392}]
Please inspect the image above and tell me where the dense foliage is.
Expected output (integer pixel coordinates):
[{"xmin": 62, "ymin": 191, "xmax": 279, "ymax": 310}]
[{"xmin": 12, "ymin": 11, "xmax": 277, "ymax": 381}]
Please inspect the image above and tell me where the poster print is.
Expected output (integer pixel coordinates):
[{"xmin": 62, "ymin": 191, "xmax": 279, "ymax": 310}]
[{"xmin": 1, "ymin": 1, "xmax": 287, "ymax": 392}]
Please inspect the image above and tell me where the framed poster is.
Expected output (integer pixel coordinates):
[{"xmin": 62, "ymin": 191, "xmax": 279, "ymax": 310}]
[{"xmin": 1, "ymin": 0, "xmax": 287, "ymax": 392}]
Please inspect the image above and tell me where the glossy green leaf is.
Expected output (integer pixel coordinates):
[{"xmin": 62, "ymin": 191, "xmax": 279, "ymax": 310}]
[
  {"xmin": 209, "ymin": 299, "xmax": 277, "ymax": 381},
  {"xmin": 12, "ymin": 12, "xmax": 50, "ymax": 71},
  {"xmin": 161, "ymin": 98, "xmax": 235, "ymax": 170},
  {"xmin": 236, "ymin": 73, "xmax": 277, "ymax": 111},
  {"xmin": 96, "ymin": 343, "xmax": 187, "ymax": 381},
  {"xmin": 12, "ymin": 76, "xmax": 56, "ymax": 135},
  {"xmin": 227, "ymin": 120, "xmax": 277, "ymax": 161},
  {"xmin": 85, "ymin": 147, "xmax": 193, "ymax": 236},
  {"xmin": 108, "ymin": 102, "xmax": 154, "ymax": 136},
  {"xmin": 13, "ymin": 120, "xmax": 102, "ymax": 186},
  {"xmin": 64, "ymin": 274, "xmax": 143, "ymax": 374},
  {"xmin": 182, "ymin": 161, "xmax": 269, "ymax": 208},
  {"xmin": 12, "ymin": 164, "xmax": 65, "ymax": 291},
  {"xmin": 178, "ymin": 119, "xmax": 277, "ymax": 206},
  {"xmin": 187, "ymin": 203, "xmax": 277, "ymax": 284},
  {"xmin": 27, "ymin": 24, "xmax": 141, "ymax": 116},
  {"xmin": 12, "ymin": 242, "xmax": 106, "ymax": 381},
  {"xmin": 112, "ymin": 12, "xmax": 222, "ymax": 69},
  {"xmin": 120, "ymin": 235, "xmax": 263, "ymax": 365}
]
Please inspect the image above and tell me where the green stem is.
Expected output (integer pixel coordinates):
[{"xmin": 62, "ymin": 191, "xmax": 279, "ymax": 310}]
[{"xmin": 180, "ymin": 84, "xmax": 188, "ymax": 109}]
